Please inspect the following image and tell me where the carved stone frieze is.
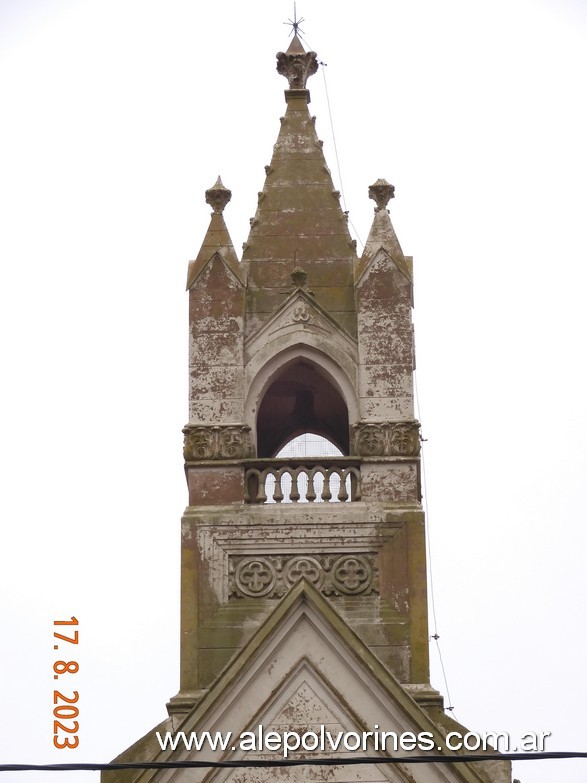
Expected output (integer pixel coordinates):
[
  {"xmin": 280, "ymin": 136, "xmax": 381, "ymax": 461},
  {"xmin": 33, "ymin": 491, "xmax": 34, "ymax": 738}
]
[
  {"xmin": 183, "ymin": 425, "xmax": 253, "ymax": 461},
  {"xmin": 352, "ymin": 421, "xmax": 420, "ymax": 457},
  {"xmin": 234, "ymin": 557, "xmax": 276, "ymax": 597},
  {"xmin": 229, "ymin": 553, "xmax": 378, "ymax": 599}
]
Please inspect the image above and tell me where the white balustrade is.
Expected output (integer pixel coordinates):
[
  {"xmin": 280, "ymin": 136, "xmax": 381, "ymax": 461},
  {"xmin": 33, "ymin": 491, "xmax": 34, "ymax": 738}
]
[{"xmin": 244, "ymin": 460, "xmax": 361, "ymax": 504}]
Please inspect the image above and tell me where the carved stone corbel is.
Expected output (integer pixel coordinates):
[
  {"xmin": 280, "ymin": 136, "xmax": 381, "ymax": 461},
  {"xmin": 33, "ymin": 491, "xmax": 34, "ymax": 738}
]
[
  {"xmin": 352, "ymin": 421, "xmax": 420, "ymax": 457},
  {"xmin": 183, "ymin": 424, "xmax": 253, "ymax": 461}
]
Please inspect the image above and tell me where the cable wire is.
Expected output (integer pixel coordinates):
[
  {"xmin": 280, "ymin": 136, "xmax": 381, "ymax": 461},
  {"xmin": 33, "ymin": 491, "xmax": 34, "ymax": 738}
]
[
  {"xmin": 296, "ymin": 33, "xmax": 364, "ymax": 251},
  {"xmin": 3, "ymin": 753, "xmax": 587, "ymax": 773},
  {"xmin": 414, "ymin": 369, "xmax": 456, "ymax": 718},
  {"xmin": 318, "ymin": 63, "xmax": 364, "ymax": 250}
]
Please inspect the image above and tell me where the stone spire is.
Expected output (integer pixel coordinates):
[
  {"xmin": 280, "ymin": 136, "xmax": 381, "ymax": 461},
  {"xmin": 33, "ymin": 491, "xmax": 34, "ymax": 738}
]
[
  {"xmin": 243, "ymin": 36, "xmax": 356, "ymax": 336},
  {"xmin": 186, "ymin": 176, "xmax": 241, "ymax": 289}
]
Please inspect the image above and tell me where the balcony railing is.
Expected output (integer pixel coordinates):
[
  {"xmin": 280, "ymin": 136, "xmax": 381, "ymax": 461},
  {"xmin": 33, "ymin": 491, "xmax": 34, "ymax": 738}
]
[{"xmin": 244, "ymin": 458, "xmax": 362, "ymax": 504}]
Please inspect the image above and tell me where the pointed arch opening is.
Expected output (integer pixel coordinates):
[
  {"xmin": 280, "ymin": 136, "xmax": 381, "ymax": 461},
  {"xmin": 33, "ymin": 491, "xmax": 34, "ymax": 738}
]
[{"xmin": 256, "ymin": 359, "xmax": 349, "ymax": 458}]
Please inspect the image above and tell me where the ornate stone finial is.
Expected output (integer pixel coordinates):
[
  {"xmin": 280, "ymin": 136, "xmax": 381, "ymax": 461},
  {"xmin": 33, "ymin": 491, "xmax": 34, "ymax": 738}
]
[
  {"xmin": 290, "ymin": 266, "xmax": 308, "ymax": 288},
  {"xmin": 276, "ymin": 35, "xmax": 318, "ymax": 90},
  {"xmin": 205, "ymin": 176, "xmax": 231, "ymax": 214},
  {"xmin": 368, "ymin": 178, "xmax": 395, "ymax": 212}
]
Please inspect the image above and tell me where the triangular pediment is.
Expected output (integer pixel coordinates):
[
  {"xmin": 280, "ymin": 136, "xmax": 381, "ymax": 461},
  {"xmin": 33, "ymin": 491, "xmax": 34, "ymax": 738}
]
[
  {"xmin": 209, "ymin": 661, "xmax": 408, "ymax": 783},
  {"xmin": 245, "ymin": 288, "xmax": 357, "ymax": 363},
  {"xmin": 143, "ymin": 583, "xmax": 493, "ymax": 783},
  {"xmin": 356, "ymin": 247, "xmax": 413, "ymax": 290},
  {"xmin": 187, "ymin": 250, "xmax": 244, "ymax": 292}
]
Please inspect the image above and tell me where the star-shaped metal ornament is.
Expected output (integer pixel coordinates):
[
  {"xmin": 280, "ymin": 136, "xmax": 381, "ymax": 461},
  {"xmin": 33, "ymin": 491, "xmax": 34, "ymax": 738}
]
[{"xmin": 284, "ymin": 2, "xmax": 305, "ymax": 37}]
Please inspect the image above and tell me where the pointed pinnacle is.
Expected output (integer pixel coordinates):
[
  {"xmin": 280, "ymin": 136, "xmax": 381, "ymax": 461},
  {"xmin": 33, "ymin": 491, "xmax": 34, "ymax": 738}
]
[{"xmin": 286, "ymin": 33, "xmax": 306, "ymax": 54}]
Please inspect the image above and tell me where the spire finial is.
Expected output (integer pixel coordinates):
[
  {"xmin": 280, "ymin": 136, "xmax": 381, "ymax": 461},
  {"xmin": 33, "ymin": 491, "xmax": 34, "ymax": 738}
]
[
  {"xmin": 277, "ymin": 6, "xmax": 318, "ymax": 90},
  {"xmin": 205, "ymin": 176, "xmax": 231, "ymax": 214},
  {"xmin": 368, "ymin": 178, "xmax": 395, "ymax": 212}
]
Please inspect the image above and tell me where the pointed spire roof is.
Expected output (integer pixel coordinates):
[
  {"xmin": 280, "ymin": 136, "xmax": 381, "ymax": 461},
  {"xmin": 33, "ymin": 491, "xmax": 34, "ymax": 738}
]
[
  {"xmin": 244, "ymin": 37, "xmax": 356, "ymax": 268},
  {"xmin": 358, "ymin": 178, "xmax": 412, "ymax": 283},
  {"xmin": 186, "ymin": 177, "xmax": 242, "ymax": 289},
  {"xmin": 285, "ymin": 31, "xmax": 305, "ymax": 55}
]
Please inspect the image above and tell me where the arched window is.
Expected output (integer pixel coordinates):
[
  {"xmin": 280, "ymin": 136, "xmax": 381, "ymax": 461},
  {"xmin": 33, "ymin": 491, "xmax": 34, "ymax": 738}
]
[{"xmin": 256, "ymin": 359, "xmax": 349, "ymax": 458}]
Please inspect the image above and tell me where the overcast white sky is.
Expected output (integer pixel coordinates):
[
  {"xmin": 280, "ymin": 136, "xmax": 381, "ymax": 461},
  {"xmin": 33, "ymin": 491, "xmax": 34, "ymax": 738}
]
[{"xmin": 1, "ymin": 1, "xmax": 586, "ymax": 782}]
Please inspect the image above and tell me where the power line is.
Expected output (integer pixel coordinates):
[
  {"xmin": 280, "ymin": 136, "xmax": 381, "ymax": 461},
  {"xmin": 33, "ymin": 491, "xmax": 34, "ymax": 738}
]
[
  {"xmin": 3, "ymin": 753, "xmax": 587, "ymax": 773},
  {"xmin": 414, "ymin": 369, "xmax": 456, "ymax": 718},
  {"xmin": 296, "ymin": 32, "xmax": 364, "ymax": 251}
]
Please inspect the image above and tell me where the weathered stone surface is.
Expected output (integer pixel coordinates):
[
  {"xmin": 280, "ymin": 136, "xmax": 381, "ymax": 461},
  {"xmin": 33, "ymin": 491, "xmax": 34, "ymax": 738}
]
[
  {"xmin": 358, "ymin": 258, "xmax": 412, "ymax": 301},
  {"xmin": 190, "ymin": 331, "xmax": 243, "ymax": 367},
  {"xmin": 357, "ymin": 306, "xmax": 412, "ymax": 332},
  {"xmin": 189, "ymin": 365, "xmax": 244, "ymax": 399},
  {"xmin": 186, "ymin": 466, "xmax": 243, "ymax": 505},
  {"xmin": 360, "ymin": 463, "xmax": 420, "ymax": 503},
  {"xmin": 188, "ymin": 248, "xmax": 245, "ymax": 429},
  {"xmin": 358, "ymin": 364, "xmax": 413, "ymax": 400},
  {"xmin": 360, "ymin": 395, "xmax": 414, "ymax": 420},
  {"xmin": 359, "ymin": 328, "xmax": 414, "ymax": 365},
  {"xmin": 246, "ymin": 256, "xmax": 355, "ymax": 288},
  {"xmin": 189, "ymin": 269, "xmax": 243, "ymax": 314},
  {"xmin": 189, "ymin": 314, "xmax": 243, "ymax": 333},
  {"xmin": 188, "ymin": 399, "xmax": 243, "ymax": 424}
]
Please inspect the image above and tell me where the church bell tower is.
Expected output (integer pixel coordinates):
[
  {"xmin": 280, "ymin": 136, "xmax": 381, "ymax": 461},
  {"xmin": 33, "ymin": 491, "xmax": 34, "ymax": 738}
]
[{"xmin": 106, "ymin": 33, "xmax": 512, "ymax": 783}]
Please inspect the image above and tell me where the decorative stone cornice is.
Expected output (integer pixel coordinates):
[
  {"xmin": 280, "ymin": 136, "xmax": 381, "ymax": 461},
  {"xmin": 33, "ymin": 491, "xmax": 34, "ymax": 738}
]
[
  {"xmin": 352, "ymin": 421, "xmax": 420, "ymax": 457},
  {"xmin": 229, "ymin": 553, "xmax": 378, "ymax": 599},
  {"xmin": 183, "ymin": 425, "xmax": 253, "ymax": 461}
]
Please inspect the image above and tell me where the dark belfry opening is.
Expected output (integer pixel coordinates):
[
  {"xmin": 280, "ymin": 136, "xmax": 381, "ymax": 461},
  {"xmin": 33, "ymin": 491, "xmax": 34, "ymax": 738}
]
[{"xmin": 256, "ymin": 360, "xmax": 349, "ymax": 458}]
